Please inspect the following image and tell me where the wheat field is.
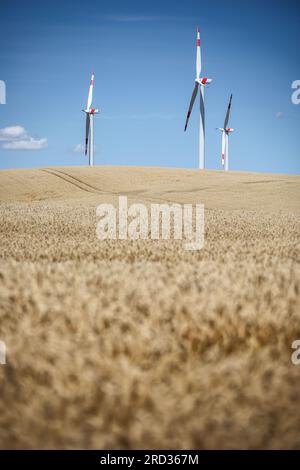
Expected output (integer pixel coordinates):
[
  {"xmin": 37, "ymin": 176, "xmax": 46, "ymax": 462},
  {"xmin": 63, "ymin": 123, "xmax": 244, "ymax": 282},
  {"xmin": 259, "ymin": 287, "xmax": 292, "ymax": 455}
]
[{"xmin": 0, "ymin": 165, "xmax": 299, "ymax": 449}]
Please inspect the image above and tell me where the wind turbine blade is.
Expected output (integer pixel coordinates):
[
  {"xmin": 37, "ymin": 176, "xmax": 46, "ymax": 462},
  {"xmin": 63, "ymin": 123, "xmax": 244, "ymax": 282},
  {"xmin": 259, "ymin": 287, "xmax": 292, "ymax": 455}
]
[
  {"xmin": 196, "ymin": 26, "xmax": 201, "ymax": 78},
  {"xmin": 225, "ymin": 133, "xmax": 229, "ymax": 171},
  {"xmin": 87, "ymin": 72, "xmax": 95, "ymax": 110},
  {"xmin": 184, "ymin": 83, "xmax": 199, "ymax": 131},
  {"xmin": 85, "ymin": 114, "xmax": 90, "ymax": 155},
  {"xmin": 223, "ymin": 94, "xmax": 233, "ymax": 130},
  {"xmin": 221, "ymin": 131, "xmax": 226, "ymax": 167}
]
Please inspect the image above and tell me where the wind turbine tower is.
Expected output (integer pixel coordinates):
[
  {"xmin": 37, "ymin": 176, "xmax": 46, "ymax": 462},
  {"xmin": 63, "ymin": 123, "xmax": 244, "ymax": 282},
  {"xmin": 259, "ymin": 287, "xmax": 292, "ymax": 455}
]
[
  {"xmin": 217, "ymin": 94, "xmax": 234, "ymax": 171},
  {"xmin": 184, "ymin": 27, "xmax": 213, "ymax": 169},
  {"xmin": 83, "ymin": 72, "xmax": 99, "ymax": 166}
]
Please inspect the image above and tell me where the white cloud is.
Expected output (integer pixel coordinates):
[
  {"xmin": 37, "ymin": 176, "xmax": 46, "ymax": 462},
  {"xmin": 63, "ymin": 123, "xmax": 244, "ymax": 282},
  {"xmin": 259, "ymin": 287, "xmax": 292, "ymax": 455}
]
[
  {"xmin": 101, "ymin": 112, "xmax": 179, "ymax": 120},
  {"xmin": 0, "ymin": 126, "xmax": 26, "ymax": 140},
  {"xmin": 2, "ymin": 138, "xmax": 47, "ymax": 150},
  {"xmin": 73, "ymin": 143, "xmax": 85, "ymax": 153},
  {"xmin": 102, "ymin": 14, "xmax": 191, "ymax": 23},
  {"xmin": 0, "ymin": 126, "xmax": 47, "ymax": 150},
  {"xmin": 103, "ymin": 15, "xmax": 161, "ymax": 22},
  {"xmin": 73, "ymin": 143, "xmax": 97, "ymax": 154}
]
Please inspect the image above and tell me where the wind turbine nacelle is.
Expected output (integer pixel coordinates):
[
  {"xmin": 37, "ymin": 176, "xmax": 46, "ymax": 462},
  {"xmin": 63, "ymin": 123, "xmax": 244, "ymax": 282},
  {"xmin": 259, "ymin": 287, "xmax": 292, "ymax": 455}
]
[
  {"xmin": 196, "ymin": 77, "xmax": 213, "ymax": 86},
  {"xmin": 83, "ymin": 108, "xmax": 99, "ymax": 114},
  {"xmin": 226, "ymin": 128, "xmax": 234, "ymax": 133}
]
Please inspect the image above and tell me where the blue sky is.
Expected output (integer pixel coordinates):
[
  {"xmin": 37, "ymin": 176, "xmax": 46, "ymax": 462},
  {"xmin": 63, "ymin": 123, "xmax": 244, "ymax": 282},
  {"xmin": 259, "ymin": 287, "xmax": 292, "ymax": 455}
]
[{"xmin": 0, "ymin": 0, "xmax": 299, "ymax": 173}]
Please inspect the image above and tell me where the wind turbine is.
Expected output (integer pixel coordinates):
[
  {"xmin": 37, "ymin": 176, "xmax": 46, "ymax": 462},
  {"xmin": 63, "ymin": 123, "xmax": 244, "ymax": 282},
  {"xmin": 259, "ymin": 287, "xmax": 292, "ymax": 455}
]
[
  {"xmin": 184, "ymin": 26, "xmax": 212, "ymax": 170},
  {"xmin": 217, "ymin": 94, "xmax": 234, "ymax": 171},
  {"xmin": 83, "ymin": 72, "xmax": 99, "ymax": 166}
]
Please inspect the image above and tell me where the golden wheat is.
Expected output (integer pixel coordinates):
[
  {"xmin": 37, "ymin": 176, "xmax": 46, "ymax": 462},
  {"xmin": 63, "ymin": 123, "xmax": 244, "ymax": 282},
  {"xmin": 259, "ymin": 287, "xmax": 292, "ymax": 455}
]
[{"xmin": 0, "ymin": 166, "xmax": 299, "ymax": 449}]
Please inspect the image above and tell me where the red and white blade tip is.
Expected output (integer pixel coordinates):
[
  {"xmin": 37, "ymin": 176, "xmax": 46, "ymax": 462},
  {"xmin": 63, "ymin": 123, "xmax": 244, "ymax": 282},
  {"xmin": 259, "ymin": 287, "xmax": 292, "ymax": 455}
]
[{"xmin": 197, "ymin": 26, "xmax": 200, "ymax": 45}]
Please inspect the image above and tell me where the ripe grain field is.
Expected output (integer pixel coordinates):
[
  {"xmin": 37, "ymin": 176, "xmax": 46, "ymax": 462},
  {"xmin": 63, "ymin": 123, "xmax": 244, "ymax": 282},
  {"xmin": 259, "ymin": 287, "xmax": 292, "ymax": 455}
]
[{"xmin": 0, "ymin": 166, "xmax": 299, "ymax": 449}]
